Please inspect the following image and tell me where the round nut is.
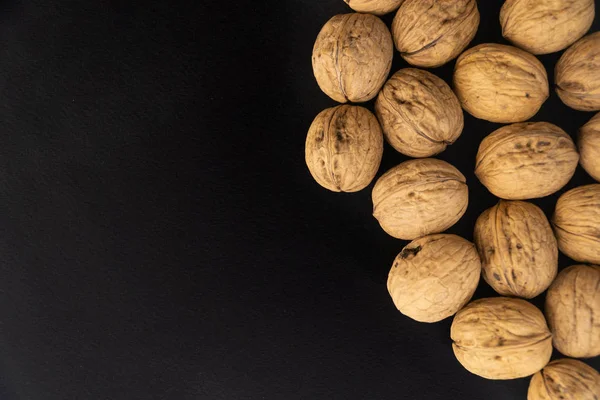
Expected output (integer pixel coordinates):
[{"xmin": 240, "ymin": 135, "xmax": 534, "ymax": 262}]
[
  {"xmin": 579, "ymin": 112, "xmax": 600, "ymax": 181},
  {"xmin": 343, "ymin": 0, "xmax": 405, "ymax": 16},
  {"xmin": 528, "ymin": 358, "xmax": 600, "ymax": 400}
]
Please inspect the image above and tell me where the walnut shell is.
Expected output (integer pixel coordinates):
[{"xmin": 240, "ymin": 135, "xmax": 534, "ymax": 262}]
[
  {"xmin": 387, "ymin": 234, "xmax": 480, "ymax": 323},
  {"xmin": 475, "ymin": 122, "xmax": 579, "ymax": 200},
  {"xmin": 453, "ymin": 44, "xmax": 549, "ymax": 123},
  {"xmin": 555, "ymin": 32, "xmax": 600, "ymax": 111},
  {"xmin": 305, "ymin": 105, "xmax": 383, "ymax": 192},
  {"xmin": 528, "ymin": 358, "xmax": 600, "ymax": 400},
  {"xmin": 579, "ymin": 113, "xmax": 600, "ymax": 182},
  {"xmin": 375, "ymin": 68, "xmax": 463, "ymax": 158},
  {"xmin": 312, "ymin": 14, "xmax": 393, "ymax": 103},
  {"xmin": 343, "ymin": 0, "xmax": 405, "ymax": 16},
  {"xmin": 451, "ymin": 297, "xmax": 553, "ymax": 380},
  {"xmin": 474, "ymin": 200, "xmax": 557, "ymax": 299},
  {"xmin": 391, "ymin": 0, "xmax": 479, "ymax": 68},
  {"xmin": 552, "ymin": 184, "xmax": 600, "ymax": 264},
  {"xmin": 372, "ymin": 159, "xmax": 468, "ymax": 240},
  {"xmin": 500, "ymin": 0, "xmax": 595, "ymax": 55},
  {"xmin": 545, "ymin": 265, "xmax": 600, "ymax": 358}
]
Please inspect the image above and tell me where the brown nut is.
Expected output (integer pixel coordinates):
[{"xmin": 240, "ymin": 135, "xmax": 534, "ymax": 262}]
[
  {"xmin": 474, "ymin": 200, "xmax": 557, "ymax": 299},
  {"xmin": 451, "ymin": 297, "xmax": 553, "ymax": 380},
  {"xmin": 579, "ymin": 112, "xmax": 600, "ymax": 181},
  {"xmin": 545, "ymin": 265, "xmax": 600, "ymax": 358},
  {"xmin": 372, "ymin": 158, "xmax": 468, "ymax": 240},
  {"xmin": 528, "ymin": 358, "xmax": 600, "ymax": 400},
  {"xmin": 375, "ymin": 68, "xmax": 463, "ymax": 158},
  {"xmin": 343, "ymin": 0, "xmax": 405, "ymax": 16},
  {"xmin": 453, "ymin": 44, "xmax": 549, "ymax": 123},
  {"xmin": 391, "ymin": 0, "xmax": 479, "ymax": 68},
  {"xmin": 312, "ymin": 13, "xmax": 393, "ymax": 103},
  {"xmin": 475, "ymin": 122, "xmax": 579, "ymax": 200}
]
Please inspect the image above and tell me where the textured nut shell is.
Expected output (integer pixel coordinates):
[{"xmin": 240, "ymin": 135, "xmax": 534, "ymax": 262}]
[
  {"xmin": 579, "ymin": 112, "xmax": 600, "ymax": 181},
  {"xmin": 372, "ymin": 159, "xmax": 468, "ymax": 240},
  {"xmin": 392, "ymin": 0, "xmax": 479, "ymax": 68},
  {"xmin": 528, "ymin": 359, "xmax": 600, "ymax": 400},
  {"xmin": 312, "ymin": 14, "xmax": 393, "ymax": 103},
  {"xmin": 387, "ymin": 234, "xmax": 480, "ymax": 323},
  {"xmin": 475, "ymin": 122, "xmax": 579, "ymax": 200},
  {"xmin": 500, "ymin": 0, "xmax": 595, "ymax": 55},
  {"xmin": 305, "ymin": 105, "xmax": 383, "ymax": 192},
  {"xmin": 343, "ymin": 0, "xmax": 405, "ymax": 16},
  {"xmin": 545, "ymin": 265, "xmax": 600, "ymax": 358},
  {"xmin": 474, "ymin": 201, "xmax": 557, "ymax": 299},
  {"xmin": 375, "ymin": 68, "xmax": 464, "ymax": 158},
  {"xmin": 453, "ymin": 44, "xmax": 549, "ymax": 123},
  {"xmin": 451, "ymin": 297, "xmax": 552, "ymax": 380}
]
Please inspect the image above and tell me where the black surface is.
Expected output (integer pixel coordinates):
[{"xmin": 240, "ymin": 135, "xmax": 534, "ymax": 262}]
[{"xmin": 0, "ymin": 0, "xmax": 598, "ymax": 399}]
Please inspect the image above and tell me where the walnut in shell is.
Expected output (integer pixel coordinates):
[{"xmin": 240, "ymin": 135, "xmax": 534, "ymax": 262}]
[
  {"xmin": 453, "ymin": 44, "xmax": 549, "ymax": 123},
  {"xmin": 451, "ymin": 297, "xmax": 553, "ymax": 380},
  {"xmin": 475, "ymin": 122, "xmax": 579, "ymax": 200},
  {"xmin": 372, "ymin": 159, "xmax": 468, "ymax": 240},
  {"xmin": 312, "ymin": 13, "xmax": 393, "ymax": 103},
  {"xmin": 545, "ymin": 265, "xmax": 600, "ymax": 358},
  {"xmin": 579, "ymin": 113, "xmax": 600, "ymax": 182},
  {"xmin": 375, "ymin": 68, "xmax": 463, "ymax": 158},
  {"xmin": 528, "ymin": 358, "xmax": 600, "ymax": 400},
  {"xmin": 391, "ymin": 0, "xmax": 479, "ymax": 68},
  {"xmin": 343, "ymin": 0, "xmax": 405, "ymax": 16}
]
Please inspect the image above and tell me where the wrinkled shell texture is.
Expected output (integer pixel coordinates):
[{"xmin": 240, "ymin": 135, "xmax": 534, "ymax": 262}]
[
  {"xmin": 579, "ymin": 112, "xmax": 600, "ymax": 181},
  {"xmin": 475, "ymin": 122, "xmax": 579, "ymax": 200},
  {"xmin": 372, "ymin": 159, "xmax": 468, "ymax": 240},
  {"xmin": 453, "ymin": 43, "xmax": 549, "ymax": 123},
  {"xmin": 500, "ymin": 0, "xmax": 595, "ymax": 55},
  {"xmin": 528, "ymin": 358, "xmax": 600, "ymax": 400},
  {"xmin": 312, "ymin": 13, "xmax": 393, "ymax": 103},
  {"xmin": 375, "ymin": 68, "xmax": 464, "ymax": 158},
  {"xmin": 392, "ymin": 0, "xmax": 479, "ymax": 68},
  {"xmin": 387, "ymin": 234, "xmax": 480, "ymax": 323},
  {"xmin": 305, "ymin": 105, "xmax": 383, "ymax": 192},
  {"xmin": 451, "ymin": 297, "xmax": 552, "ymax": 380},
  {"xmin": 553, "ymin": 184, "xmax": 600, "ymax": 264},
  {"xmin": 545, "ymin": 265, "xmax": 600, "ymax": 358},
  {"xmin": 474, "ymin": 201, "xmax": 557, "ymax": 299},
  {"xmin": 344, "ymin": 0, "xmax": 405, "ymax": 16}
]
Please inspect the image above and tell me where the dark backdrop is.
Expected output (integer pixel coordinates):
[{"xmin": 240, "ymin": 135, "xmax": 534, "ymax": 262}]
[{"xmin": 0, "ymin": 0, "xmax": 598, "ymax": 399}]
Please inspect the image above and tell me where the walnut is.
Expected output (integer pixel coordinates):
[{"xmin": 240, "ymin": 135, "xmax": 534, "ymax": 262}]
[
  {"xmin": 451, "ymin": 297, "xmax": 553, "ymax": 380},
  {"xmin": 579, "ymin": 112, "xmax": 600, "ymax": 181},
  {"xmin": 475, "ymin": 122, "xmax": 579, "ymax": 200},
  {"xmin": 387, "ymin": 234, "xmax": 480, "ymax": 323},
  {"xmin": 305, "ymin": 105, "xmax": 383, "ymax": 192},
  {"xmin": 392, "ymin": 0, "xmax": 479, "ymax": 68},
  {"xmin": 343, "ymin": 0, "xmax": 405, "ymax": 16},
  {"xmin": 528, "ymin": 358, "xmax": 600, "ymax": 400},
  {"xmin": 453, "ymin": 44, "xmax": 549, "ymax": 123},
  {"xmin": 374, "ymin": 68, "xmax": 463, "ymax": 158},
  {"xmin": 545, "ymin": 265, "xmax": 600, "ymax": 358},
  {"xmin": 474, "ymin": 200, "xmax": 557, "ymax": 299},
  {"xmin": 372, "ymin": 158, "xmax": 468, "ymax": 240},
  {"xmin": 312, "ymin": 13, "xmax": 393, "ymax": 103},
  {"xmin": 500, "ymin": 0, "xmax": 595, "ymax": 55}
]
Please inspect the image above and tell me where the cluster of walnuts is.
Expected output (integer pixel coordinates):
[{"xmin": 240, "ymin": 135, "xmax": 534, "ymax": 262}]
[{"xmin": 306, "ymin": 0, "xmax": 600, "ymax": 397}]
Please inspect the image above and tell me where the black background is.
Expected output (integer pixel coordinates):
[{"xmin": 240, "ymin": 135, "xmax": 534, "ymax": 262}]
[{"xmin": 0, "ymin": 0, "xmax": 598, "ymax": 399}]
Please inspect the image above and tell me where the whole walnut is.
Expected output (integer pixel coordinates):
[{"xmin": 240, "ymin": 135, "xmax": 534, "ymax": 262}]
[
  {"xmin": 545, "ymin": 265, "xmax": 600, "ymax": 358},
  {"xmin": 372, "ymin": 159, "xmax": 468, "ymax": 240},
  {"xmin": 391, "ymin": 0, "xmax": 479, "ymax": 68},
  {"xmin": 305, "ymin": 105, "xmax": 383, "ymax": 192},
  {"xmin": 312, "ymin": 14, "xmax": 393, "ymax": 103},
  {"xmin": 500, "ymin": 0, "xmax": 595, "ymax": 55},
  {"xmin": 343, "ymin": 0, "xmax": 405, "ymax": 16},
  {"xmin": 451, "ymin": 297, "xmax": 553, "ymax": 380},
  {"xmin": 453, "ymin": 44, "xmax": 549, "ymax": 123},
  {"xmin": 475, "ymin": 122, "xmax": 579, "ymax": 200},
  {"xmin": 387, "ymin": 234, "xmax": 480, "ymax": 323},
  {"xmin": 555, "ymin": 32, "xmax": 600, "ymax": 111},
  {"xmin": 528, "ymin": 359, "xmax": 600, "ymax": 400},
  {"xmin": 579, "ymin": 112, "xmax": 600, "ymax": 181},
  {"xmin": 552, "ymin": 184, "xmax": 600, "ymax": 264},
  {"xmin": 375, "ymin": 68, "xmax": 463, "ymax": 158},
  {"xmin": 474, "ymin": 200, "xmax": 557, "ymax": 299}
]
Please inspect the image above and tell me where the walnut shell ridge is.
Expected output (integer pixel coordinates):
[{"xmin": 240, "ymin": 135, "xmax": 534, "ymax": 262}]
[
  {"xmin": 579, "ymin": 112, "xmax": 600, "ymax": 182},
  {"xmin": 343, "ymin": 0, "xmax": 405, "ymax": 16},
  {"xmin": 528, "ymin": 358, "xmax": 600, "ymax": 400}
]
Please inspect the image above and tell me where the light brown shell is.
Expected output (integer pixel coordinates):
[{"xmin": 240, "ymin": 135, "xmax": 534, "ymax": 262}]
[
  {"xmin": 475, "ymin": 122, "xmax": 579, "ymax": 200},
  {"xmin": 528, "ymin": 358, "xmax": 600, "ymax": 400},
  {"xmin": 312, "ymin": 13, "xmax": 393, "ymax": 103},
  {"xmin": 556, "ymin": 32, "xmax": 600, "ymax": 111},
  {"xmin": 374, "ymin": 68, "xmax": 463, "ymax": 158},
  {"xmin": 453, "ymin": 43, "xmax": 549, "ymax": 123},
  {"xmin": 391, "ymin": 0, "xmax": 479, "ymax": 68},
  {"xmin": 474, "ymin": 200, "xmax": 557, "ymax": 299},
  {"xmin": 451, "ymin": 297, "xmax": 553, "ymax": 380},
  {"xmin": 387, "ymin": 234, "xmax": 480, "ymax": 323},
  {"xmin": 579, "ymin": 112, "xmax": 600, "ymax": 182},
  {"xmin": 305, "ymin": 105, "xmax": 383, "ymax": 192},
  {"xmin": 343, "ymin": 0, "xmax": 405, "ymax": 16},
  {"xmin": 500, "ymin": 0, "xmax": 595, "ymax": 55},
  {"xmin": 372, "ymin": 158, "xmax": 468, "ymax": 240},
  {"xmin": 545, "ymin": 265, "xmax": 600, "ymax": 358}
]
